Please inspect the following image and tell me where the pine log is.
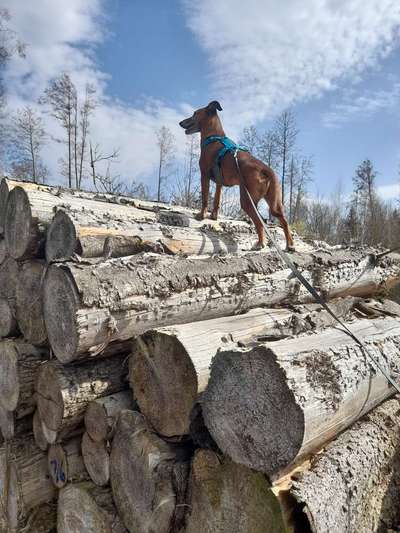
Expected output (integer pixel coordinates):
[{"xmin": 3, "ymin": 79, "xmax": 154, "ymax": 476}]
[
  {"xmin": 185, "ymin": 449, "xmax": 286, "ymax": 533},
  {"xmin": 129, "ymin": 299, "xmax": 357, "ymax": 437},
  {"xmin": 81, "ymin": 431, "xmax": 110, "ymax": 486},
  {"xmin": 281, "ymin": 398, "xmax": 400, "ymax": 533},
  {"xmin": 84, "ymin": 390, "xmax": 135, "ymax": 442},
  {"xmin": 47, "ymin": 436, "xmax": 87, "ymax": 489},
  {"xmin": 43, "ymin": 249, "xmax": 400, "ymax": 363},
  {"xmin": 110, "ymin": 410, "xmax": 189, "ymax": 533},
  {"xmin": 15, "ymin": 259, "xmax": 48, "ymax": 344},
  {"xmin": 0, "ymin": 297, "xmax": 18, "ymax": 337},
  {"xmin": 0, "ymin": 339, "xmax": 48, "ymax": 416},
  {"xmin": 202, "ymin": 316, "xmax": 400, "ymax": 478},
  {"xmin": 36, "ymin": 355, "xmax": 128, "ymax": 443},
  {"xmin": 58, "ymin": 482, "xmax": 127, "ymax": 533}
]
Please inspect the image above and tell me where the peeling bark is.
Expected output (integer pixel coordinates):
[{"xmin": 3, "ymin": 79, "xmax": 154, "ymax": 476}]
[{"xmin": 202, "ymin": 317, "xmax": 400, "ymax": 478}]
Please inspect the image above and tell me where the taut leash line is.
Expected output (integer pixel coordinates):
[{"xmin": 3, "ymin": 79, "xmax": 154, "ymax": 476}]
[{"xmin": 233, "ymin": 151, "xmax": 400, "ymax": 395}]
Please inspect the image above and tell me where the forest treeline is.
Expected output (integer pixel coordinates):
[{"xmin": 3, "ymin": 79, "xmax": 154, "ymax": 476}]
[{"xmin": 1, "ymin": 8, "xmax": 399, "ymax": 248}]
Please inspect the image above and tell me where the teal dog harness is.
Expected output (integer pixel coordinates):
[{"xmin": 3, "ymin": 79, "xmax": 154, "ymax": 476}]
[{"xmin": 202, "ymin": 135, "xmax": 249, "ymax": 185}]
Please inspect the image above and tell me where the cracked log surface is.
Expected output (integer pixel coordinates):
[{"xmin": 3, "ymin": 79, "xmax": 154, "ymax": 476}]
[
  {"xmin": 202, "ymin": 316, "xmax": 400, "ymax": 478},
  {"xmin": 0, "ymin": 339, "xmax": 48, "ymax": 415},
  {"xmin": 287, "ymin": 398, "xmax": 400, "ymax": 533},
  {"xmin": 129, "ymin": 299, "xmax": 357, "ymax": 437},
  {"xmin": 185, "ymin": 449, "xmax": 286, "ymax": 533},
  {"xmin": 81, "ymin": 431, "xmax": 110, "ymax": 487},
  {"xmin": 58, "ymin": 482, "xmax": 127, "ymax": 533},
  {"xmin": 84, "ymin": 390, "xmax": 135, "ymax": 442},
  {"xmin": 110, "ymin": 410, "xmax": 189, "ymax": 533},
  {"xmin": 43, "ymin": 248, "xmax": 400, "ymax": 363},
  {"xmin": 36, "ymin": 355, "xmax": 128, "ymax": 443},
  {"xmin": 15, "ymin": 259, "xmax": 47, "ymax": 344}
]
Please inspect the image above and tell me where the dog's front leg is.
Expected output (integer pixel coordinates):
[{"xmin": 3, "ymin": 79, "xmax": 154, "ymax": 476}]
[
  {"xmin": 195, "ymin": 170, "xmax": 210, "ymax": 220},
  {"xmin": 211, "ymin": 183, "xmax": 222, "ymax": 220}
]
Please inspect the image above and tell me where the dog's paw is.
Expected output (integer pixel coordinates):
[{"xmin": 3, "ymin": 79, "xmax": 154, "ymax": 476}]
[
  {"xmin": 210, "ymin": 212, "xmax": 218, "ymax": 221},
  {"xmin": 195, "ymin": 211, "xmax": 206, "ymax": 221},
  {"xmin": 286, "ymin": 246, "xmax": 296, "ymax": 253},
  {"xmin": 252, "ymin": 241, "xmax": 266, "ymax": 251}
]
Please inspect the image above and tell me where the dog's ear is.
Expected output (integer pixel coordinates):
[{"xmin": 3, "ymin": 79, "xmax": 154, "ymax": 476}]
[{"xmin": 206, "ymin": 100, "xmax": 223, "ymax": 115}]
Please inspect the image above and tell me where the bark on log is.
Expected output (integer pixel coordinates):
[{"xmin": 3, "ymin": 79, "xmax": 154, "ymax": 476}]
[
  {"xmin": 43, "ymin": 248, "xmax": 400, "ymax": 363},
  {"xmin": 110, "ymin": 410, "xmax": 189, "ymax": 533},
  {"xmin": 129, "ymin": 299, "xmax": 357, "ymax": 437},
  {"xmin": 47, "ymin": 436, "xmax": 87, "ymax": 489},
  {"xmin": 58, "ymin": 482, "xmax": 127, "ymax": 533},
  {"xmin": 0, "ymin": 297, "xmax": 18, "ymax": 337},
  {"xmin": 81, "ymin": 431, "xmax": 110, "ymax": 486},
  {"xmin": 0, "ymin": 339, "xmax": 48, "ymax": 415},
  {"xmin": 36, "ymin": 355, "xmax": 128, "ymax": 443},
  {"xmin": 185, "ymin": 449, "xmax": 286, "ymax": 533},
  {"xmin": 15, "ymin": 259, "xmax": 47, "ymax": 344},
  {"xmin": 283, "ymin": 398, "xmax": 400, "ymax": 533},
  {"xmin": 202, "ymin": 316, "xmax": 400, "ymax": 478},
  {"xmin": 84, "ymin": 390, "xmax": 135, "ymax": 442},
  {"xmin": 0, "ymin": 255, "xmax": 19, "ymax": 302}
]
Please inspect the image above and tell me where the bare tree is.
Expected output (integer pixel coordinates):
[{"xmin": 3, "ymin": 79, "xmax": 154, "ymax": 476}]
[
  {"xmin": 273, "ymin": 110, "xmax": 298, "ymax": 204},
  {"xmin": 89, "ymin": 141, "xmax": 121, "ymax": 193},
  {"xmin": 239, "ymin": 126, "xmax": 259, "ymax": 154},
  {"xmin": 126, "ymin": 180, "xmax": 150, "ymax": 200},
  {"xmin": 156, "ymin": 126, "xmax": 175, "ymax": 202},
  {"xmin": 9, "ymin": 106, "xmax": 47, "ymax": 182},
  {"xmin": 41, "ymin": 73, "xmax": 77, "ymax": 187},
  {"xmin": 170, "ymin": 135, "xmax": 200, "ymax": 207},
  {"xmin": 258, "ymin": 130, "xmax": 279, "ymax": 169},
  {"xmin": 292, "ymin": 155, "xmax": 313, "ymax": 223},
  {"xmin": 77, "ymin": 84, "xmax": 96, "ymax": 189}
]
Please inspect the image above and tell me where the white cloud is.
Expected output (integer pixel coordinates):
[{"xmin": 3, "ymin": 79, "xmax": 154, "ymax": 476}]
[
  {"xmin": 184, "ymin": 0, "xmax": 400, "ymax": 129},
  {"xmin": 377, "ymin": 183, "xmax": 400, "ymax": 200}
]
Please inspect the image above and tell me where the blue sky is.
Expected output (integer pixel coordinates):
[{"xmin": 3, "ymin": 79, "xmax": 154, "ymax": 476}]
[{"xmin": 3, "ymin": 0, "xmax": 400, "ymax": 200}]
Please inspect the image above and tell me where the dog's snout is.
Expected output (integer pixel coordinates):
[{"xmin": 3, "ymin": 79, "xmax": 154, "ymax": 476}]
[{"xmin": 179, "ymin": 117, "xmax": 193, "ymax": 129}]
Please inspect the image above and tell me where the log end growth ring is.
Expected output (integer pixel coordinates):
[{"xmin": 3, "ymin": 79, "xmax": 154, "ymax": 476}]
[
  {"xmin": 130, "ymin": 331, "xmax": 198, "ymax": 437},
  {"xmin": 43, "ymin": 264, "xmax": 79, "ymax": 363},
  {"xmin": 202, "ymin": 346, "xmax": 305, "ymax": 476},
  {"xmin": 46, "ymin": 209, "xmax": 77, "ymax": 262},
  {"xmin": 4, "ymin": 186, "xmax": 33, "ymax": 260},
  {"xmin": 36, "ymin": 362, "xmax": 64, "ymax": 433}
]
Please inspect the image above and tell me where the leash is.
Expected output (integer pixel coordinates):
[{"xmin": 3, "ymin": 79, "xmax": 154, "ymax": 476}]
[{"xmin": 232, "ymin": 150, "xmax": 400, "ymax": 395}]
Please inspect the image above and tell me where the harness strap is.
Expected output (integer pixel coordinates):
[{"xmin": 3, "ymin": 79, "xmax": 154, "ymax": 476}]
[
  {"xmin": 203, "ymin": 136, "xmax": 249, "ymax": 185},
  {"xmin": 232, "ymin": 150, "xmax": 400, "ymax": 395}
]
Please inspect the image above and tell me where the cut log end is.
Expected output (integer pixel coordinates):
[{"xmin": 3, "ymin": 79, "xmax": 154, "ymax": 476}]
[
  {"xmin": 33, "ymin": 410, "xmax": 49, "ymax": 451},
  {"xmin": 43, "ymin": 264, "xmax": 79, "ymax": 363},
  {"xmin": 45, "ymin": 209, "xmax": 77, "ymax": 262},
  {"xmin": 0, "ymin": 298, "xmax": 18, "ymax": 337},
  {"xmin": 0, "ymin": 178, "xmax": 10, "ymax": 235},
  {"xmin": 0, "ymin": 340, "xmax": 20, "ymax": 412},
  {"xmin": 202, "ymin": 346, "xmax": 305, "ymax": 476},
  {"xmin": 130, "ymin": 331, "xmax": 198, "ymax": 437},
  {"xmin": 82, "ymin": 432, "xmax": 110, "ymax": 487},
  {"xmin": 48, "ymin": 444, "xmax": 69, "ymax": 489},
  {"xmin": 85, "ymin": 401, "xmax": 109, "ymax": 442},
  {"xmin": 4, "ymin": 186, "xmax": 38, "ymax": 260},
  {"xmin": 16, "ymin": 260, "xmax": 47, "ymax": 345},
  {"xmin": 36, "ymin": 362, "xmax": 64, "ymax": 433}
]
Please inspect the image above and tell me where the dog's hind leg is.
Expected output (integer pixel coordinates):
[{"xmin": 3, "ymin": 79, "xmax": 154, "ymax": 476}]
[
  {"xmin": 211, "ymin": 183, "xmax": 223, "ymax": 220},
  {"xmin": 240, "ymin": 185, "xmax": 265, "ymax": 249},
  {"xmin": 269, "ymin": 202, "xmax": 295, "ymax": 251}
]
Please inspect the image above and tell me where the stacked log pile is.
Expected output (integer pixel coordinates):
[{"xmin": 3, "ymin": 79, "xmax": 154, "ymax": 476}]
[{"xmin": 0, "ymin": 176, "xmax": 399, "ymax": 532}]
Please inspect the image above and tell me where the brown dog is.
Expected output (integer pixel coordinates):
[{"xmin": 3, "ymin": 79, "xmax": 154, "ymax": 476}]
[{"xmin": 179, "ymin": 101, "xmax": 294, "ymax": 251}]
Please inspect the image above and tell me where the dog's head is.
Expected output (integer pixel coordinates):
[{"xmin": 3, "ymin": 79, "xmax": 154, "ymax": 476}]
[{"xmin": 179, "ymin": 101, "xmax": 222, "ymax": 134}]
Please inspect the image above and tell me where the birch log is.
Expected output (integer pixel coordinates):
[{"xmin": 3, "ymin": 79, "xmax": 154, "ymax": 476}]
[
  {"xmin": 110, "ymin": 410, "xmax": 189, "ymax": 533},
  {"xmin": 43, "ymin": 249, "xmax": 400, "ymax": 363},
  {"xmin": 185, "ymin": 449, "xmax": 286, "ymax": 533},
  {"xmin": 15, "ymin": 259, "xmax": 47, "ymax": 344},
  {"xmin": 285, "ymin": 398, "xmax": 400, "ymax": 533},
  {"xmin": 84, "ymin": 390, "xmax": 135, "ymax": 442},
  {"xmin": 36, "ymin": 355, "xmax": 128, "ymax": 443},
  {"xmin": 58, "ymin": 482, "xmax": 127, "ymax": 533},
  {"xmin": 47, "ymin": 436, "xmax": 87, "ymax": 489},
  {"xmin": 129, "ymin": 299, "xmax": 357, "ymax": 437},
  {"xmin": 0, "ymin": 339, "xmax": 48, "ymax": 415},
  {"xmin": 202, "ymin": 317, "xmax": 400, "ymax": 478},
  {"xmin": 81, "ymin": 431, "xmax": 110, "ymax": 486}
]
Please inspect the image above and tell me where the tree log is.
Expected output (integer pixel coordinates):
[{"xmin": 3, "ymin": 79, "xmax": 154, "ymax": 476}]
[
  {"xmin": 47, "ymin": 436, "xmax": 88, "ymax": 489},
  {"xmin": 281, "ymin": 398, "xmax": 400, "ymax": 533},
  {"xmin": 0, "ymin": 406, "xmax": 32, "ymax": 440},
  {"xmin": 202, "ymin": 316, "xmax": 400, "ymax": 478},
  {"xmin": 43, "ymin": 248, "xmax": 400, "ymax": 363},
  {"xmin": 0, "ymin": 239, "xmax": 6, "ymax": 265},
  {"xmin": 33, "ymin": 409, "xmax": 49, "ymax": 451},
  {"xmin": 0, "ymin": 297, "xmax": 18, "ymax": 337},
  {"xmin": 15, "ymin": 260, "xmax": 48, "ymax": 344},
  {"xmin": 84, "ymin": 390, "xmax": 135, "ymax": 442},
  {"xmin": 185, "ymin": 449, "xmax": 286, "ymax": 533},
  {"xmin": 110, "ymin": 410, "xmax": 189, "ymax": 533},
  {"xmin": 81, "ymin": 431, "xmax": 110, "ymax": 486},
  {"xmin": 36, "ymin": 355, "xmax": 128, "ymax": 443},
  {"xmin": 58, "ymin": 482, "xmax": 127, "ymax": 533},
  {"xmin": 0, "ymin": 255, "xmax": 19, "ymax": 302},
  {"xmin": 129, "ymin": 299, "xmax": 357, "ymax": 437},
  {"xmin": 0, "ymin": 339, "xmax": 48, "ymax": 416}
]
